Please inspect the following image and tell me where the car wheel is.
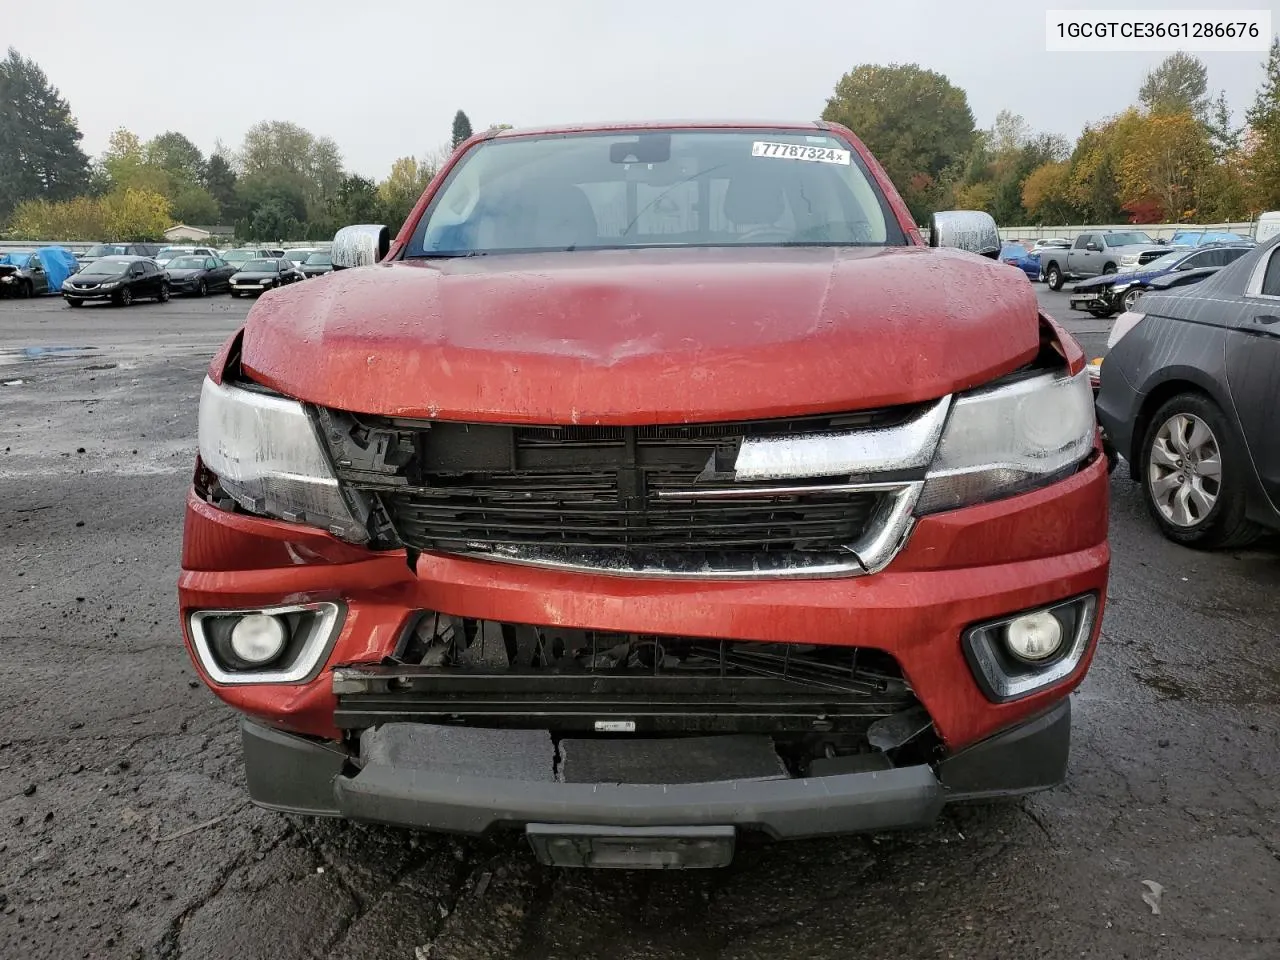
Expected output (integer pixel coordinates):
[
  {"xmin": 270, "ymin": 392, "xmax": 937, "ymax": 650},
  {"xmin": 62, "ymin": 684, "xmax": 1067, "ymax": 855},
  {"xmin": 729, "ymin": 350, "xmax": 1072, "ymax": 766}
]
[
  {"xmin": 1088, "ymin": 304, "xmax": 1115, "ymax": 318},
  {"xmin": 158, "ymin": 283, "xmax": 170, "ymax": 303},
  {"xmin": 1140, "ymin": 394, "xmax": 1261, "ymax": 548},
  {"xmin": 66, "ymin": 299, "xmax": 81, "ymax": 308},
  {"xmin": 118, "ymin": 287, "xmax": 133, "ymax": 307},
  {"xmin": 1102, "ymin": 263, "xmax": 1118, "ymax": 275},
  {"xmin": 18, "ymin": 280, "xmax": 32, "ymax": 299},
  {"xmin": 231, "ymin": 290, "xmax": 241, "ymax": 298},
  {"xmin": 1122, "ymin": 287, "xmax": 1144, "ymax": 312},
  {"xmin": 1046, "ymin": 264, "xmax": 1064, "ymax": 291},
  {"xmin": 197, "ymin": 279, "xmax": 207, "ymax": 297}
]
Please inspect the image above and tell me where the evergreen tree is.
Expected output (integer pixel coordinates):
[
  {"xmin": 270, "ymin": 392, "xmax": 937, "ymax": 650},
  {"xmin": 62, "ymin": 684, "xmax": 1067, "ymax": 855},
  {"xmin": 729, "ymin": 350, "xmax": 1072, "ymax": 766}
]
[
  {"xmin": 451, "ymin": 110, "xmax": 473, "ymax": 149},
  {"xmin": 0, "ymin": 48, "xmax": 90, "ymax": 222}
]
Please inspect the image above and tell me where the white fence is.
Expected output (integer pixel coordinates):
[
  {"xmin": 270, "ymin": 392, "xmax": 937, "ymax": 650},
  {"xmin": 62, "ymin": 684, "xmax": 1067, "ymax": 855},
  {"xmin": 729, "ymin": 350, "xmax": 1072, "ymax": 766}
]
[{"xmin": 999, "ymin": 222, "xmax": 1256, "ymax": 242}]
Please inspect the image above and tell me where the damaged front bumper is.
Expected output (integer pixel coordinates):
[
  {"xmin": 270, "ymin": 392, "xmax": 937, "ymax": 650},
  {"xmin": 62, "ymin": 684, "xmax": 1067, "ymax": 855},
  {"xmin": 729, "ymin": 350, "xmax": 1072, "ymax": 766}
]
[{"xmin": 242, "ymin": 698, "xmax": 1071, "ymax": 866}]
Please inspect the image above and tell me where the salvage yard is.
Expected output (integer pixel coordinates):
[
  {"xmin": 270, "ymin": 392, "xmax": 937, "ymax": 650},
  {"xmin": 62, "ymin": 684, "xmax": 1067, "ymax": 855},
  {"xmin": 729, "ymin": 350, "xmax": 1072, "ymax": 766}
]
[{"xmin": 0, "ymin": 290, "xmax": 1277, "ymax": 960}]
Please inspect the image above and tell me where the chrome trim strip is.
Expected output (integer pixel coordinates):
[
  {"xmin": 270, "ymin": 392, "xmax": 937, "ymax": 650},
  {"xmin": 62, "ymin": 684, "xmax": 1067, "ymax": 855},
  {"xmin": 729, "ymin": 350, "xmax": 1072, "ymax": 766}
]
[
  {"xmin": 189, "ymin": 601, "xmax": 343, "ymax": 685},
  {"xmin": 655, "ymin": 480, "xmax": 913, "ymax": 500},
  {"xmin": 426, "ymin": 482, "xmax": 922, "ymax": 580},
  {"xmin": 732, "ymin": 398, "xmax": 951, "ymax": 480}
]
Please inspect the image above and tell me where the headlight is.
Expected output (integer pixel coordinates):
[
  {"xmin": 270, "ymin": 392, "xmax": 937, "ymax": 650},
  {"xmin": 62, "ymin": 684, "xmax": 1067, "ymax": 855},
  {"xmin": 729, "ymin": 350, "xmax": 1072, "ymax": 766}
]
[
  {"xmin": 916, "ymin": 369, "xmax": 1095, "ymax": 513},
  {"xmin": 100, "ymin": 281, "xmax": 118, "ymax": 289},
  {"xmin": 1107, "ymin": 311, "xmax": 1145, "ymax": 349},
  {"xmin": 1109, "ymin": 280, "xmax": 1132, "ymax": 293},
  {"xmin": 197, "ymin": 377, "xmax": 368, "ymax": 542},
  {"xmin": 260, "ymin": 278, "xmax": 274, "ymax": 285},
  {"xmin": 1119, "ymin": 254, "xmax": 1140, "ymax": 265}
]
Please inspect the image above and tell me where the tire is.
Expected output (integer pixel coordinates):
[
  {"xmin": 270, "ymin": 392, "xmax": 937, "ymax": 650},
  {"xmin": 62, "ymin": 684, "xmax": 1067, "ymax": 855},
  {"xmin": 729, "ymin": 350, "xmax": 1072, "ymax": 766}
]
[
  {"xmin": 1102, "ymin": 263, "xmax": 1118, "ymax": 275},
  {"xmin": 197, "ymin": 279, "xmax": 207, "ymax": 298},
  {"xmin": 116, "ymin": 287, "xmax": 133, "ymax": 307},
  {"xmin": 1139, "ymin": 393, "xmax": 1262, "ymax": 549},
  {"xmin": 158, "ymin": 283, "xmax": 170, "ymax": 303},
  {"xmin": 1122, "ymin": 287, "xmax": 1144, "ymax": 312},
  {"xmin": 66, "ymin": 298, "xmax": 82, "ymax": 308},
  {"xmin": 1088, "ymin": 304, "xmax": 1115, "ymax": 319},
  {"xmin": 18, "ymin": 280, "xmax": 32, "ymax": 299},
  {"xmin": 231, "ymin": 290, "xmax": 241, "ymax": 298},
  {"xmin": 1046, "ymin": 264, "xmax": 1064, "ymax": 291}
]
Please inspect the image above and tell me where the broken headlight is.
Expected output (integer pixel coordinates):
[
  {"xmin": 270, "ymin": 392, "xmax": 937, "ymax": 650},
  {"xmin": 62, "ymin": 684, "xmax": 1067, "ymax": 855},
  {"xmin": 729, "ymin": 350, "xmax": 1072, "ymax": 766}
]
[
  {"xmin": 197, "ymin": 377, "xmax": 368, "ymax": 542},
  {"xmin": 916, "ymin": 368, "xmax": 1095, "ymax": 514}
]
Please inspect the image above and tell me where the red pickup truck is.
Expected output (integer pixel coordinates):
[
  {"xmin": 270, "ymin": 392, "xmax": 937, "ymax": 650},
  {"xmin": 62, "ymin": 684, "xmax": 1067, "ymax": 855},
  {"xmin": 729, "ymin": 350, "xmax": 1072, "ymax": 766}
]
[{"xmin": 180, "ymin": 121, "xmax": 1109, "ymax": 869}]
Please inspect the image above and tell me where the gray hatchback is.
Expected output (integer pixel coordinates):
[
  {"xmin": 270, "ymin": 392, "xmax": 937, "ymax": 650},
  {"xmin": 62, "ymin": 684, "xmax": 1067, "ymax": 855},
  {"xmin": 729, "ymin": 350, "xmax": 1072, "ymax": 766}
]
[{"xmin": 1096, "ymin": 237, "xmax": 1280, "ymax": 547}]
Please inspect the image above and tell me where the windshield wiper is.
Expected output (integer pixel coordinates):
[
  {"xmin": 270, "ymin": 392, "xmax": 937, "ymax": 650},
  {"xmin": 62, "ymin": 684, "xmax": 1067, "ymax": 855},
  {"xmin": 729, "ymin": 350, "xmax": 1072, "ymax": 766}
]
[{"xmin": 408, "ymin": 251, "xmax": 487, "ymax": 259}]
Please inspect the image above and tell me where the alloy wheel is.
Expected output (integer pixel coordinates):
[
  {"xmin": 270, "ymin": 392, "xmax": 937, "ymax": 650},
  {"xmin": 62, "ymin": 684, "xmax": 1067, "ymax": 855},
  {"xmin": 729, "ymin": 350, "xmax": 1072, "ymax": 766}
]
[
  {"xmin": 1148, "ymin": 413, "xmax": 1222, "ymax": 527},
  {"xmin": 1123, "ymin": 288, "xmax": 1142, "ymax": 312}
]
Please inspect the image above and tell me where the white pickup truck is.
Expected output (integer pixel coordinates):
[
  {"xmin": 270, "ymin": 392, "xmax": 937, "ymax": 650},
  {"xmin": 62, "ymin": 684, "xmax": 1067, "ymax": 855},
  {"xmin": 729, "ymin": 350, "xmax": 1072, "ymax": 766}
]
[{"xmin": 1039, "ymin": 230, "xmax": 1173, "ymax": 290}]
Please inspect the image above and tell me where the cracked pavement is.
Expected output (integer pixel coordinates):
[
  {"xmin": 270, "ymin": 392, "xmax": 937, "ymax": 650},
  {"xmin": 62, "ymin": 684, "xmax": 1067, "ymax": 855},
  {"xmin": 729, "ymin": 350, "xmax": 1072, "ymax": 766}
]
[{"xmin": 0, "ymin": 291, "xmax": 1277, "ymax": 960}]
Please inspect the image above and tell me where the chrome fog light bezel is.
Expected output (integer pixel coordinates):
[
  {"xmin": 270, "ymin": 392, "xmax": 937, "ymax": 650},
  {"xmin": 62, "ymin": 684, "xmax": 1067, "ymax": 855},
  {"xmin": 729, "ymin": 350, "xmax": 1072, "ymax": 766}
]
[
  {"xmin": 189, "ymin": 601, "xmax": 344, "ymax": 685},
  {"xmin": 962, "ymin": 594, "xmax": 1097, "ymax": 703}
]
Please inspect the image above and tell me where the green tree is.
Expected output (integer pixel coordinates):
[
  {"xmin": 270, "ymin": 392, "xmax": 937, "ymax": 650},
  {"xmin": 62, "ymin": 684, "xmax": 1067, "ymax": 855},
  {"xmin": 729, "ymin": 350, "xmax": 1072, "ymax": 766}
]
[
  {"xmin": 237, "ymin": 120, "xmax": 343, "ymax": 206},
  {"xmin": 202, "ymin": 152, "xmax": 239, "ymax": 220},
  {"xmin": 452, "ymin": 110, "xmax": 473, "ymax": 148},
  {"xmin": 170, "ymin": 183, "xmax": 220, "ymax": 224},
  {"xmin": 145, "ymin": 131, "xmax": 206, "ymax": 185},
  {"xmin": 822, "ymin": 63, "xmax": 976, "ymax": 222},
  {"xmin": 1246, "ymin": 37, "xmax": 1280, "ymax": 211},
  {"xmin": 333, "ymin": 173, "xmax": 381, "ymax": 223},
  {"xmin": 1139, "ymin": 52, "xmax": 1210, "ymax": 120},
  {"xmin": 378, "ymin": 156, "xmax": 434, "ymax": 232},
  {"xmin": 0, "ymin": 47, "xmax": 90, "ymax": 222}
]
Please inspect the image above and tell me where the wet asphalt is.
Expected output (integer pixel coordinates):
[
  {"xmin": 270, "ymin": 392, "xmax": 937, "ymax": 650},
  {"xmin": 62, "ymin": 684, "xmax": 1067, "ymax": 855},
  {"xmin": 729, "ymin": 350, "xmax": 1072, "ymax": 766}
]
[{"xmin": 0, "ymin": 287, "xmax": 1276, "ymax": 960}]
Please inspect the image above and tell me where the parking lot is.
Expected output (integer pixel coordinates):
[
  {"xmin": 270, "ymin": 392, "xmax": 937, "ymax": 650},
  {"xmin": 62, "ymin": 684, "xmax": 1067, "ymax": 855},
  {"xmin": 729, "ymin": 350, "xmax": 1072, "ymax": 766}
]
[{"xmin": 0, "ymin": 288, "xmax": 1277, "ymax": 960}]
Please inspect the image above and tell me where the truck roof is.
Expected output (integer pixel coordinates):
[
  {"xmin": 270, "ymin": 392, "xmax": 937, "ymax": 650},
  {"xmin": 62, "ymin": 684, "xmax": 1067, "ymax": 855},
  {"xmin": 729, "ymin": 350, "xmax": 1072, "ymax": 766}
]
[{"xmin": 490, "ymin": 119, "xmax": 830, "ymax": 139}]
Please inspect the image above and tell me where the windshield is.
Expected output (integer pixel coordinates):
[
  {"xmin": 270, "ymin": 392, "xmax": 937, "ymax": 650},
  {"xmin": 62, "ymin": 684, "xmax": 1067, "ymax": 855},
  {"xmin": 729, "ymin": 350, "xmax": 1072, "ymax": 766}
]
[
  {"xmin": 85, "ymin": 244, "xmax": 126, "ymax": 257},
  {"xmin": 241, "ymin": 259, "xmax": 275, "ymax": 272},
  {"xmin": 169, "ymin": 256, "xmax": 206, "ymax": 269},
  {"xmin": 223, "ymin": 250, "xmax": 255, "ymax": 263},
  {"xmin": 407, "ymin": 129, "xmax": 901, "ymax": 257},
  {"xmin": 1107, "ymin": 231, "xmax": 1154, "ymax": 247},
  {"xmin": 999, "ymin": 242, "xmax": 1027, "ymax": 258},
  {"xmin": 156, "ymin": 247, "xmax": 189, "ymax": 259},
  {"xmin": 286, "ymin": 250, "xmax": 311, "ymax": 261},
  {"xmin": 82, "ymin": 259, "xmax": 129, "ymax": 275},
  {"xmin": 304, "ymin": 252, "xmax": 331, "ymax": 265}
]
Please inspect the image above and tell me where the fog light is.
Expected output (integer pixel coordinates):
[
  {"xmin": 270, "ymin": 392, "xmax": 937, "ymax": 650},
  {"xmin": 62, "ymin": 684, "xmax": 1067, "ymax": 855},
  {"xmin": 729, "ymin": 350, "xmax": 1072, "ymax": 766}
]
[
  {"xmin": 229, "ymin": 614, "xmax": 287, "ymax": 664},
  {"xmin": 1005, "ymin": 610, "xmax": 1064, "ymax": 662}
]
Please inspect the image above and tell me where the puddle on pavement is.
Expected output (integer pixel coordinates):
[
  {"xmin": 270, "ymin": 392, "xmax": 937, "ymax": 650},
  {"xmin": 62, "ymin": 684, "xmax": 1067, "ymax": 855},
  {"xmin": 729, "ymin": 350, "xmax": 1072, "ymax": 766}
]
[{"xmin": 0, "ymin": 345, "xmax": 100, "ymax": 366}]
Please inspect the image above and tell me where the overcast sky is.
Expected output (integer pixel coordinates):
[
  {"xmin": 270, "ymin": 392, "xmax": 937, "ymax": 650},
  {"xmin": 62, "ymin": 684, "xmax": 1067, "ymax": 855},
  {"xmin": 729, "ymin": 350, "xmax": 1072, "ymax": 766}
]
[{"xmin": 6, "ymin": 0, "xmax": 1276, "ymax": 179}]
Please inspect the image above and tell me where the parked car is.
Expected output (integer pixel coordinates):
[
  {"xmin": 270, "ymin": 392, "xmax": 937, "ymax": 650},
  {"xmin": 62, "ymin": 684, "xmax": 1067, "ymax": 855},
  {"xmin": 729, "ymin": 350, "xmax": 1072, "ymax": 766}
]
[
  {"xmin": 181, "ymin": 121, "xmax": 1109, "ymax": 868},
  {"xmin": 1039, "ymin": 231, "xmax": 1171, "ymax": 290},
  {"xmin": 1255, "ymin": 211, "xmax": 1280, "ymax": 245},
  {"xmin": 0, "ymin": 247, "xmax": 80, "ymax": 298},
  {"xmin": 61, "ymin": 255, "xmax": 169, "ymax": 306},
  {"xmin": 1096, "ymin": 238, "xmax": 1280, "ymax": 547},
  {"xmin": 265, "ymin": 248, "xmax": 287, "ymax": 259},
  {"xmin": 78, "ymin": 242, "xmax": 163, "ymax": 268},
  {"xmin": 299, "ymin": 250, "xmax": 334, "ymax": 278},
  {"xmin": 1068, "ymin": 244, "xmax": 1252, "ymax": 316},
  {"xmin": 165, "ymin": 255, "xmax": 236, "ymax": 296},
  {"xmin": 229, "ymin": 257, "xmax": 305, "ymax": 296},
  {"xmin": 155, "ymin": 245, "xmax": 221, "ymax": 266},
  {"xmin": 1167, "ymin": 230, "xmax": 1254, "ymax": 248},
  {"xmin": 284, "ymin": 248, "xmax": 317, "ymax": 268},
  {"xmin": 221, "ymin": 248, "xmax": 276, "ymax": 270},
  {"xmin": 1032, "ymin": 238, "xmax": 1071, "ymax": 251},
  {"xmin": 998, "ymin": 240, "xmax": 1041, "ymax": 280}
]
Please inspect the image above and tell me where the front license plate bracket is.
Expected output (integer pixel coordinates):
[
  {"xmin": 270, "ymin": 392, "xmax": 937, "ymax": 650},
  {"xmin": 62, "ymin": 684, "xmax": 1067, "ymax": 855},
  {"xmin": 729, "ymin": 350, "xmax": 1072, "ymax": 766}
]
[{"xmin": 526, "ymin": 823, "xmax": 735, "ymax": 869}]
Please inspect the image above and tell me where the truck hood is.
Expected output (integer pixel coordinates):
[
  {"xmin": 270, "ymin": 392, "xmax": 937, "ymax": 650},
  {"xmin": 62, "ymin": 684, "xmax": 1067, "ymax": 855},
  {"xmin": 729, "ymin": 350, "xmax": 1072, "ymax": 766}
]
[{"xmin": 239, "ymin": 246, "xmax": 1042, "ymax": 423}]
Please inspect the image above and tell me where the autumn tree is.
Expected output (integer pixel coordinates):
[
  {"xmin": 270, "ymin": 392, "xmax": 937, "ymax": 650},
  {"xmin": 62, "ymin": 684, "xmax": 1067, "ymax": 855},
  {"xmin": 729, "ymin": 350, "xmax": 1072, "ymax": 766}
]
[
  {"xmin": 822, "ymin": 64, "xmax": 975, "ymax": 222},
  {"xmin": 1021, "ymin": 162, "xmax": 1076, "ymax": 223},
  {"xmin": 1139, "ymin": 52, "xmax": 1210, "ymax": 120},
  {"xmin": 0, "ymin": 47, "xmax": 91, "ymax": 221},
  {"xmin": 452, "ymin": 110, "xmax": 473, "ymax": 148},
  {"xmin": 9, "ymin": 188, "xmax": 170, "ymax": 241},
  {"xmin": 1116, "ymin": 112, "xmax": 1214, "ymax": 221},
  {"xmin": 377, "ymin": 156, "xmax": 435, "ymax": 231},
  {"xmin": 1246, "ymin": 37, "xmax": 1280, "ymax": 211}
]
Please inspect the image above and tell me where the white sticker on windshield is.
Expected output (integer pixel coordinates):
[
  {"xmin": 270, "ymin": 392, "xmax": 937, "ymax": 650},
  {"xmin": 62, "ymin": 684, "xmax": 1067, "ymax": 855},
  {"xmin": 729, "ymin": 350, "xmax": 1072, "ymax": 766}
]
[{"xmin": 752, "ymin": 141, "xmax": 850, "ymax": 164}]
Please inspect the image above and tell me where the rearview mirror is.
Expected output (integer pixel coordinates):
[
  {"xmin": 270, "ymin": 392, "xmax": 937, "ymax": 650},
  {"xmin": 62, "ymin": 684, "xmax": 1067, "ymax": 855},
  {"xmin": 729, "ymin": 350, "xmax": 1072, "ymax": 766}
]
[
  {"xmin": 928, "ymin": 211, "xmax": 1001, "ymax": 259},
  {"xmin": 332, "ymin": 224, "xmax": 391, "ymax": 270}
]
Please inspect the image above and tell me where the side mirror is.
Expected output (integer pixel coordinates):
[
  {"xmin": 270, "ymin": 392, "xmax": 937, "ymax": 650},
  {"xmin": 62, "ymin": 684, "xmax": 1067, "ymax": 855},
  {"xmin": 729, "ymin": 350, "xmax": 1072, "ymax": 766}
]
[
  {"xmin": 928, "ymin": 211, "xmax": 1001, "ymax": 259},
  {"xmin": 1085, "ymin": 242, "xmax": 1100, "ymax": 252},
  {"xmin": 332, "ymin": 224, "xmax": 390, "ymax": 270}
]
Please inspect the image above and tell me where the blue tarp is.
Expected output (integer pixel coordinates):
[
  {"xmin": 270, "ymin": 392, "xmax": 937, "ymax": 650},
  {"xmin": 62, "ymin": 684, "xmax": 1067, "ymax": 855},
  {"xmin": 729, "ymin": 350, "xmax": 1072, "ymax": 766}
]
[{"xmin": 33, "ymin": 247, "xmax": 79, "ymax": 292}]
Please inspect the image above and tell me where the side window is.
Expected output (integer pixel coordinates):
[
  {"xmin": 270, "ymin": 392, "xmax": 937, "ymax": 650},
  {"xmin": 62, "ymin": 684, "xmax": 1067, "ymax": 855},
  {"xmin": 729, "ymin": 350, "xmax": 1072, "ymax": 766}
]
[
  {"xmin": 1262, "ymin": 249, "xmax": 1280, "ymax": 297},
  {"xmin": 1180, "ymin": 252, "xmax": 1209, "ymax": 270},
  {"xmin": 205, "ymin": 258, "xmax": 217, "ymax": 269},
  {"xmin": 1223, "ymin": 248, "xmax": 1249, "ymax": 266},
  {"xmin": 1073, "ymin": 234, "xmax": 1092, "ymax": 250},
  {"xmin": 130, "ymin": 262, "xmax": 145, "ymax": 276}
]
